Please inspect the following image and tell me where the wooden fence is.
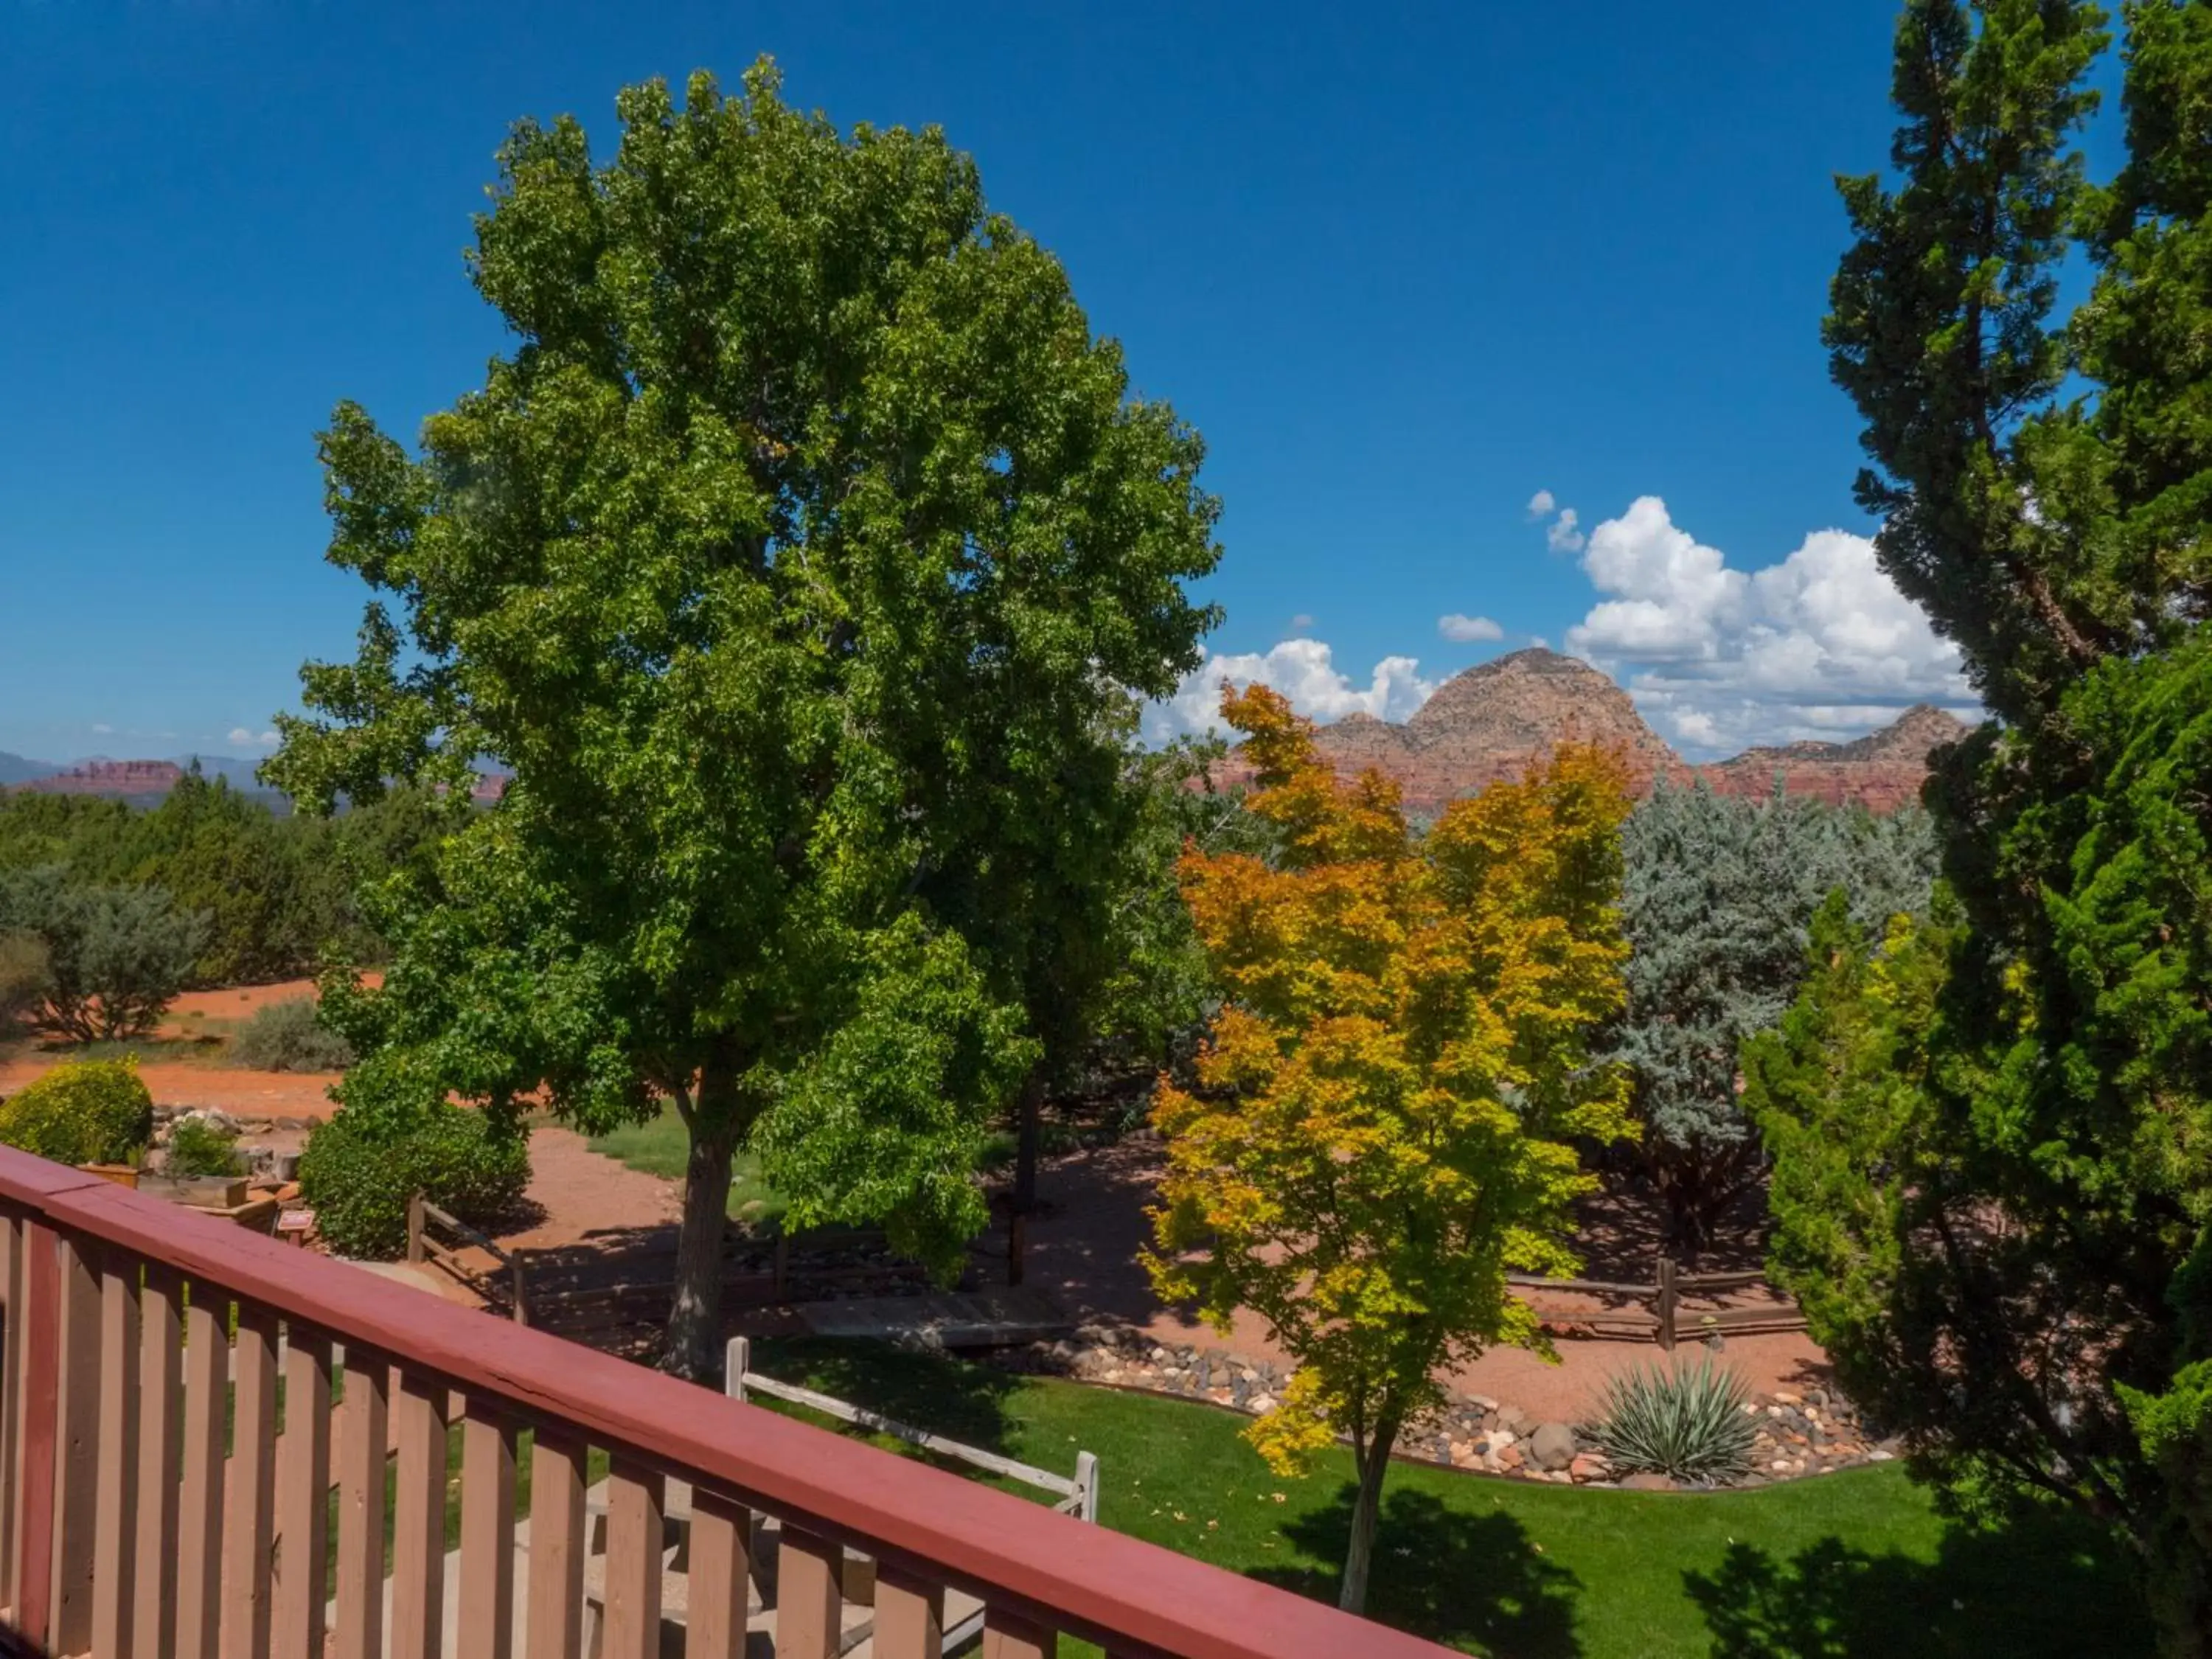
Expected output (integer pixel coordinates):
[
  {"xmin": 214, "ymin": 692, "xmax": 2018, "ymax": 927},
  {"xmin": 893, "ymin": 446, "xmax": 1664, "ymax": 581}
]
[
  {"xmin": 1504, "ymin": 1259, "xmax": 1808, "ymax": 1350},
  {"xmin": 404, "ymin": 1192, "xmax": 529, "ymax": 1326}
]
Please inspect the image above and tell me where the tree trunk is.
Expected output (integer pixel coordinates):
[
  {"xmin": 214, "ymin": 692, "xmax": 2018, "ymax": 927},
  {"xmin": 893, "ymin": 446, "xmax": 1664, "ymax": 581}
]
[
  {"xmin": 664, "ymin": 1048, "xmax": 748, "ymax": 1381},
  {"xmin": 1339, "ymin": 1413, "xmax": 1402, "ymax": 1617},
  {"xmin": 1012, "ymin": 1068, "xmax": 1046, "ymax": 1214}
]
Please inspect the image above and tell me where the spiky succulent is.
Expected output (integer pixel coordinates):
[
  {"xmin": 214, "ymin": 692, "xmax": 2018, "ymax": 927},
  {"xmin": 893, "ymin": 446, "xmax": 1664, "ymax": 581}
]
[{"xmin": 1587, "ymin": 1355, "xmax": 1758, "ymax": 1484}]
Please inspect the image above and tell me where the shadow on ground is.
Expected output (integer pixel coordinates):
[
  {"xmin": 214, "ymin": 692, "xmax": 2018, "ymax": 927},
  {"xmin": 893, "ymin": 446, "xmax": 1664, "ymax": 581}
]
[
  {"xmin": 750, "ymin": 1336, "xmax": 1027, "ymax": 1461},
  {"xmin": 1252, "ymin": 1484, "xmax": 1582, "ymax": 1658},
  {"xmin": 1684, "ymin": 1502, "xmax": 2152, "ymax": 1657}
]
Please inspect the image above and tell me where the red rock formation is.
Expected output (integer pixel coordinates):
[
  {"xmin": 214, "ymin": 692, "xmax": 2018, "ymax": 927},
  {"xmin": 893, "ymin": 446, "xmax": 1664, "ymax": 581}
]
[
  {"xmin": 17, "ymin": 759, "xmax": 185, "ymax": 796},
  {"xmin": 1691, "ymin": 704, "xmax": 1971, "ymax": 813},
  {"xmin": 1206, "ymin": 649, "xmax": 1969, "ymax": 816}
]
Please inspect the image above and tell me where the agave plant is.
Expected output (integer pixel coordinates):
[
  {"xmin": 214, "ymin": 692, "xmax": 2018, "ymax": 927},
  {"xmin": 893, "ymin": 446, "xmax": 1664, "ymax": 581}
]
[{"xmin": 1586, "ymin": 1354, "xmax": 1758, "ymax": 1484}]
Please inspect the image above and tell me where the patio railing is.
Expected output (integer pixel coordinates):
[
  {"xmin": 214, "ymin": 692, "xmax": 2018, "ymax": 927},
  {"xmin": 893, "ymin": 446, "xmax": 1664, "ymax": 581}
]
[{"xmin": 0, "ymin": 1143, "xmax": 1448, "ymax": 1658}]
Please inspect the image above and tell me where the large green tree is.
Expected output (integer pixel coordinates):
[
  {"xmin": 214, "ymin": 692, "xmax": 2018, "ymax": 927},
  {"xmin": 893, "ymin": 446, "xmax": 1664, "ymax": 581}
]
[
  {"xmin": 1761, "ymin": 1, "xmax": 2212, "ymax": 1645},
  {"xmin": 267, "ymin": 63, "xmax": 1220, "ymax": 1376}
]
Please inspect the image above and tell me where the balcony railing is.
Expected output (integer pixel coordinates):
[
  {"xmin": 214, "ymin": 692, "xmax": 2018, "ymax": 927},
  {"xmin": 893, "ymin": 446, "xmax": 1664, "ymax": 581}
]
[{"xmin": 0, "ymin": 1144, "xmax": 1450, "ymax": 1658}]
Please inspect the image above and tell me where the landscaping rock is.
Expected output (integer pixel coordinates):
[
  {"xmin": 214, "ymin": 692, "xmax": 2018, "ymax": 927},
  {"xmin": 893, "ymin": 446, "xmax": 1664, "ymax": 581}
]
[
  {"xmin": 1621, "ymin": 1472, "xmax": 1675, "ymax": 1492},
  {"xmin": 1568, "ymin": 1453, "xmax": 1610, "ymax": 1484},
  {"xmin": 1530, "ymin": 1421, "xmax": 1578, "ymax": 1472}
]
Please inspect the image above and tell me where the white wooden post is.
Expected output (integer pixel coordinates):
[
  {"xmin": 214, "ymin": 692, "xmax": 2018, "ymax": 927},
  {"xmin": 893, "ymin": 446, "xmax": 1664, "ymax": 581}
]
[
  {"xmin": 1074, "ymin": 1450, "xmax": 1099, "ymax": 1523},
  {"xmin": 724, "ymin": 1335, "xmax": 749, "ymax": 1405}
]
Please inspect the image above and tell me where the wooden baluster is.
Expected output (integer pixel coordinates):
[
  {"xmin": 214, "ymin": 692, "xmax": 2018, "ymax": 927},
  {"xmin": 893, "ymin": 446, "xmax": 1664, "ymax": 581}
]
[
  {"xmin": 274, "ymin": 1328, "xmax": 333, "ymax": 1657},
  {"xmin": 685, "ymin": 1488, "xmax": 751, "ymax": 1659},
  {"xmin": 980, "ymin": 1607, "xmax": 1053, "ymax": 1659},
  {"xmin": 777, "ymin": 1526, "xmax": 844, "ymax": 1659},
  {"xmin": 91, "ymin": 1247, "xmax": 142, "ymax": 1658},
  {"xmin": 333, "ymin": 1351, "xmax": 387, "ymax": 1659},
  {"xmin": 0, "ymin": 1208, "xmax": 20, "ymax": 1617},
  {"xmin": 45, "ymin": 1229, "xmax": 100, "ymax": 1657},
  {"xmin": 176, "ymin": 1289, "xmax": 228, "ymax": 1659},
  {"xmin": 601, "ymin": 1457, "xmax": 664, "ymax": 1659},
  {"xmin": 459, "ymin": 1405, "xmax": 518, "ymax": 1659},
  {"xmin": 526, "ymin": 1423, "xmax": 586, "ymax": 1659},
  {"xmin": 11, "ymin": 1219, "xmax": 58, "ymax": 1644},
  {"xmin": 224, "ymin": 1301, "xmax": 279, "ymax": 1659},
  {"xmin": 873, "ymin": 1562, "xmax": 945, "ymax": 1659},
  {"xmin": 133, "ymin": 1267, "xmax": 183, "ymax": 1659},
  {"xmin": 392, "ymin": 1371, "xmax": 449, "ymax": 1659}
]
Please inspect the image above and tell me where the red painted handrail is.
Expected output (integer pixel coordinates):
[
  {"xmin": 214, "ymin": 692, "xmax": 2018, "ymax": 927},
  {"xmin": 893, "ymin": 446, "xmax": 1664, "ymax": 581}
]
[{"xmin": 0, "ymin": 1146, "xmax": 1447, "ymax": 1659}]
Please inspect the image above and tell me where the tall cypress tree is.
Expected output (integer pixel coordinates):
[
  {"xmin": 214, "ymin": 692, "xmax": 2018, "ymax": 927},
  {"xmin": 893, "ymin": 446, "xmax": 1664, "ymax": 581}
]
[{"xmin": 1759, "ymin": 4, "xmax": 2212, "ymax": 1644}]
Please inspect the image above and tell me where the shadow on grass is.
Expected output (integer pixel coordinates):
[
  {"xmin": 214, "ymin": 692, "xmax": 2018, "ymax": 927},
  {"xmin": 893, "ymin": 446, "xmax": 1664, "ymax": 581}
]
[
  {"xmin": 1685, "ymin": 1503, "xmax": 2152, "ymax": 1658},
  {"xmin": 749, "ymin": 1336, "xmax": 1027, "ymax": 1461},
  {"xmin": 1253, "ymin": 1484, "xmax": 1583, "ymax": 1658}
]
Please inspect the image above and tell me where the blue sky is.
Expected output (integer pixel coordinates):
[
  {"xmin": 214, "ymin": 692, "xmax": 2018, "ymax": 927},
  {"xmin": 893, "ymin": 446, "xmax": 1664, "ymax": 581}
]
[{"xmin": 0, "ymin": 1, "xmax": 1989, "ymax": 763}]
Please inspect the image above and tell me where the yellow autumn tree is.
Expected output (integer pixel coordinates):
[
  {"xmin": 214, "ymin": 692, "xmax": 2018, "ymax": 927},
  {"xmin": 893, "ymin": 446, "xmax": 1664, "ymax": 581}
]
[{"xmin": 1143, "ymin": 683, "xmax": 1635, "ymax": 1614}]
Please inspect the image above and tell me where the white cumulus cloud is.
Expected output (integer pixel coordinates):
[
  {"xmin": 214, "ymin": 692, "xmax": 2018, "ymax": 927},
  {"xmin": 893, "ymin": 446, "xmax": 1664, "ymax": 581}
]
[
  {"xmin": 1146, "ymin": 639, "xmax": 1436, "ymax": 741},
  {"xmin": 228, "ymin": 727, "xmax": 281, "ymax": 750},
  {"xmin": 1526, "ymin": 490, "xmax": 1557, "ymax": 518},
  {"xmin": 1438, "ymin": 613, "xmax": 1503, "ymax": 643},
  {"xmin": 1546, "ymin": 507, "xmax": 1586, "ymax": 554},
  {"xmin": 1563, "ymin": 495, "xmax": 1975, "ymax": 756}
]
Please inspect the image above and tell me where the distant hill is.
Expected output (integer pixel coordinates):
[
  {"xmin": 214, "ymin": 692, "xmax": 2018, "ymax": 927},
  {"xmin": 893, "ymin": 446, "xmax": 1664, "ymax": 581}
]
[
  {"xmin": 16, "ymin": 759, "xmax": 189, "ymax": 799},
  {"xmin": 0, "ymin": 753, "xmax": 58, "ymax": 786},
  {"xmin": 1213, "ymin": 647, "xmax": 1972, "ymax": 815}
]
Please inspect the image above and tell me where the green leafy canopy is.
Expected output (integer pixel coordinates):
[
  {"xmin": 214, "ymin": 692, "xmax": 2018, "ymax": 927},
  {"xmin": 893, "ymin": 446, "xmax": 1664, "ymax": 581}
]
[{"xmin": 265, "ymin": 61, "xmax": 1220, "ymax": 1373}]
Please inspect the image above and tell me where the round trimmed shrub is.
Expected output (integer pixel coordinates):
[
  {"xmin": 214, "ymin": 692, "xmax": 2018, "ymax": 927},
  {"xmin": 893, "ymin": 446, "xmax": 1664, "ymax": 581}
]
[
  {"xmin": 229, "ymin": 998, "xmax": 355, "ymax": 1073},
  {"xmin": 297, "ymin": 1104, "xmax": 530, "ymax": 1259},
  {"xmin": 0, "ymin": 1057, "xmax": 154, "ymax": 1166}
]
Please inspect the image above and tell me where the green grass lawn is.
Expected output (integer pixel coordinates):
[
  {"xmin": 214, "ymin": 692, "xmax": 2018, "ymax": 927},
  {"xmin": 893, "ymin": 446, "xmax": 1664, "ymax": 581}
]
[
  {"xmin": 585, "ymin": 1107, "xmax": 785, "ymax": 1224},
  {"xmin": 742, "ymin": 1338, "xmax": 2152, "ymax": 1658}
]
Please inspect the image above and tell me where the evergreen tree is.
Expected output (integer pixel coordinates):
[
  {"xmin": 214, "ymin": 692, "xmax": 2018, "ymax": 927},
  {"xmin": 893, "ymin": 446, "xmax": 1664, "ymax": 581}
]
[
  {"xmin": 1770, "ymin": 4, "xmax": 2212, "ymax": 1644},
  {"xmin": 1610, "ymin": 783, "xmax": 1935, "ymax": 1252}
]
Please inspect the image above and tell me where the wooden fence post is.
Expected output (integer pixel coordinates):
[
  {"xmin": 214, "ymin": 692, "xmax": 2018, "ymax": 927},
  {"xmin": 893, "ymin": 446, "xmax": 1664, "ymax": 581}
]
[
  {"xmin": 1074, "ymin": 1450, "xmax": 1099, "ymax": 1523},
  {"xmin": 404, "ymin": 1194, "xmax": 425, "ymax": 1266},
  {"xmin": 1656, "ymin": 1256, "xmax": 1678, "ymax": 1355},
  {"xmin": 725, "ymin": 1336, "xmax": 750, "ymax": 1405}
]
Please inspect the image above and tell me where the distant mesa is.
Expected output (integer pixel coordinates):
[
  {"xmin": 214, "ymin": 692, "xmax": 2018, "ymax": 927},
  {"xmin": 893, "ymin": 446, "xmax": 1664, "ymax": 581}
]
[
  {"xmin": 1211, "ymin": 647, "xmax": 1970, "ymax": 815},
  {"xmin": 17, "ymin": 759, "xmax": 187, "ymax": 797},
  {"xmin": 0, "ymin": 754, "xmax": 515, "ymax": 807}
]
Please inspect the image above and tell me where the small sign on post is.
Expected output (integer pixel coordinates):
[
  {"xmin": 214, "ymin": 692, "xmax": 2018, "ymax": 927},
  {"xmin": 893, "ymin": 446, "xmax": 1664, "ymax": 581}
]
[{"xmin": 276, "ymin": 1208, "xmax": 316, "ymax": 1248}]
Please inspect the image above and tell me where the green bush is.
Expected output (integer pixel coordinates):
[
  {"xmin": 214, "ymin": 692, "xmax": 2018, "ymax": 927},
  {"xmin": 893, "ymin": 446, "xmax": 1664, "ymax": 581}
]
[
  {"xmin": 297, "ymin": 1104, "xmax": 530, "ymax": 1259},
  {"xmin": 1587, "ymin": 1355, "xmax": 1759, "ymax": 1485},
  {"xmin": 0, "ymin": 1057, "xmax": 154, "ymax": 1166},
  {"xmin": 163, "ymin": 1116, "xmax": 246, "ymax": 1179},
  {"xmin": 229, "ymin": 998, "xmax": 355, "ymax": 1072}
]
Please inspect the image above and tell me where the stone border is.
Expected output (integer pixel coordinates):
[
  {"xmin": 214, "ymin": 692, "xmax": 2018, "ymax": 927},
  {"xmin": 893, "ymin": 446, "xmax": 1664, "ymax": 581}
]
[{"xmin": 995, "ymin": 1325, "xmax": 1899, "ymax": 1492}]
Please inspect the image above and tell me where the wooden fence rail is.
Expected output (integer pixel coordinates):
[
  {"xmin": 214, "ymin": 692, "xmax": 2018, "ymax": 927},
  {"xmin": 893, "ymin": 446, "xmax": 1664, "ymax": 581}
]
[
  {"xmin": 0, "ymin": 1143, "xmax": 1450, "ymax": 1658},
  {"xmin": 1503, "ymin": 1259, "xmax": 1808, "ymax": 1352},
  {"xmin": 405, "ymin": 1192, "xmax": 530, "ymax": 1326}
]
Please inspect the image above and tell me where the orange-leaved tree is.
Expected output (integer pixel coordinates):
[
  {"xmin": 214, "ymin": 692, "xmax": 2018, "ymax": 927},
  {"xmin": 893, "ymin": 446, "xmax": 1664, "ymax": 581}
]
[{"xmin": 1142, "ymin": 682, "xmax": 1634, "ymax": 1615}]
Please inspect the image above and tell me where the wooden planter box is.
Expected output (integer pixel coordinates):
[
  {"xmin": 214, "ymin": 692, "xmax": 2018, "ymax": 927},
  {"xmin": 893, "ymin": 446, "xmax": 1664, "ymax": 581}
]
[
  {"xmin": 136, "ymin": 1174, "xmax": 249, "ymax": 1209},
  {"xmin": 77, "ymin": 1163, "xmax": 139, "ymax": 1189}
]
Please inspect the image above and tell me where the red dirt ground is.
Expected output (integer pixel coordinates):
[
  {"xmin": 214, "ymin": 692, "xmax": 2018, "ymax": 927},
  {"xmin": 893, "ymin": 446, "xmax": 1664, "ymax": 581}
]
[
  {"xmin": 1, "ymin": 974, "xmax": 1835, "ymax": 1423},
  {"xmin": 508, "ymin": 1127, "xmax": 1830, "ymax": 1422},
  {"xmin": 0, "ymin": 976, "xmax": 370, "ymax": 1117},
  {"xmin": 1015, "ymin": 1138, "xmax": 1832, "ymax": 1422}
]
